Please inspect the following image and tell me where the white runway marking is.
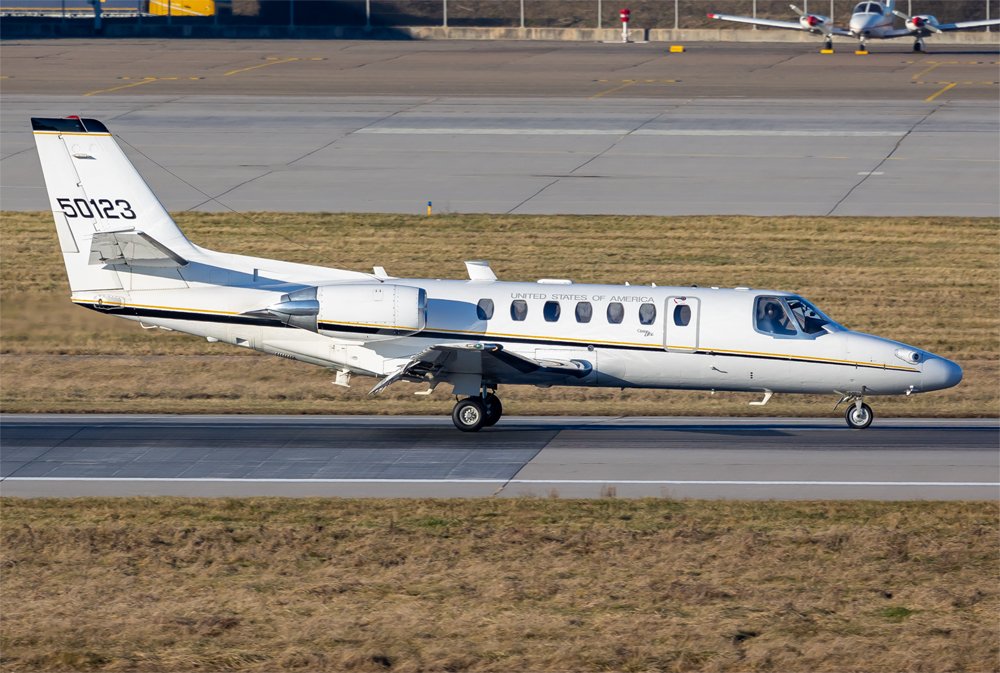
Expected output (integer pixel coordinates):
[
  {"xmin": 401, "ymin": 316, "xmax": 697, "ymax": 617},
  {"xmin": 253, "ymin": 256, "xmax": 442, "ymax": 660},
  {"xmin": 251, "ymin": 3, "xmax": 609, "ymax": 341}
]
[
  {"xmin": 354, "ymin": 128, "xmax": 904, "ymax": 137},
  {"xmin": 4, "ymin": 477, "xmax": 997, "ymax": 487}
]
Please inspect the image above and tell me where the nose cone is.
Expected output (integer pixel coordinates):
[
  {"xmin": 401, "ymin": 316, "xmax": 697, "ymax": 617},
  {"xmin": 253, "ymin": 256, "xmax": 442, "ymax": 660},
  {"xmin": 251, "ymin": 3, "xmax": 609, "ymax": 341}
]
[
  {"xmin": 850, "ymin": 16, "xmax": 874, "ymax": 34},
  {"xmin": 922, "ymin": 357, "xmax": 963, "ymax": 392}
]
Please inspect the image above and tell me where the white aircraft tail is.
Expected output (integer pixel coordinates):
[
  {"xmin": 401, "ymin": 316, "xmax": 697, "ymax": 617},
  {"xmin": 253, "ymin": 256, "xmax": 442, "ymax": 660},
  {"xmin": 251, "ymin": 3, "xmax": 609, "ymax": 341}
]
[{"xmin": 31, "ymin": 116, "xmax": 199, "ymax": 293}]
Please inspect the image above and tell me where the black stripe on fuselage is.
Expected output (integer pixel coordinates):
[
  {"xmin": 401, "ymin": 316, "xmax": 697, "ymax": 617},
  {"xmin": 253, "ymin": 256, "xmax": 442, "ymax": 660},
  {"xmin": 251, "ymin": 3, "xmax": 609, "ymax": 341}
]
[
  {"xmin": 77, "ymin": 302, "xmax": 290, "ymax": 328},
  {"xmin": 77, "ymin": 303, "xmax": 912, "ymax": 374}
]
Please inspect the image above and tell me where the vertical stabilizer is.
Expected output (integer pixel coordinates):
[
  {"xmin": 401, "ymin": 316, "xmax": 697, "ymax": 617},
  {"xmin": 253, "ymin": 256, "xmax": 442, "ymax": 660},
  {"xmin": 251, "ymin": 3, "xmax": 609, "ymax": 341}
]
[{"xmin": 31, "ymin": 117, "xmax": 198, "ymax": 293}]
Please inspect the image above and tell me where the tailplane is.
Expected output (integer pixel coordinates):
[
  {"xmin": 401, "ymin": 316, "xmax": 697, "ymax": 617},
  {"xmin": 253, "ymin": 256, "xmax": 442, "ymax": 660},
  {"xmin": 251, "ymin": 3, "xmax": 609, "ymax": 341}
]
[{"xmin": 31, "ymin": 116, "xmax": 198, "ymax": 293}]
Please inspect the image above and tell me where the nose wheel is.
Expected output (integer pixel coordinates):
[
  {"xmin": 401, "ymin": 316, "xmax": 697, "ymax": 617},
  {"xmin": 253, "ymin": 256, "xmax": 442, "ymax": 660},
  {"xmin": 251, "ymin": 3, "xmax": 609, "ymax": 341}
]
[
  {"xmin": 451, "ymin": 392, "xmax": 504, "ymax": 432},
  {"xmin": 845, "ymin": 401, "xmax": 874, "ymax": 429}
]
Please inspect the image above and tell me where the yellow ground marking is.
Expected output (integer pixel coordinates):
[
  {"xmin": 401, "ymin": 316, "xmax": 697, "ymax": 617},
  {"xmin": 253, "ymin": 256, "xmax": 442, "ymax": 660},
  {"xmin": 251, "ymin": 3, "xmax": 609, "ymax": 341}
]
[
  {"xmin": 591, "ymin": 79, "xmax": 637, "ymax": 98},
  {"xmin": 223, "ymin": 57, "xmax": 300, "ymax": 77},
  {"xmin": 591, "ymin": 79, "xmax": 677, "ymax": 99},
  {"xmin": 911, "ymin": 61, "xmax": 943, "ymax": 81},
  {"xmin": 925, "ymin": 81, "xmax": 957, "ymax": 102},
  {"xmin": 83, "ymin": 77, "xmax": 160, "ymax": 96}
]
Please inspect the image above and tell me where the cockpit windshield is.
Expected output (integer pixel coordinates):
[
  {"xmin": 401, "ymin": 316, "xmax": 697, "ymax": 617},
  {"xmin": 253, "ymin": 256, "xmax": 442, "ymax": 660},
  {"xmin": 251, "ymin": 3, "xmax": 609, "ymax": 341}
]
[
  {"xmin": 786, "ymin": 297, "xmax": 838, "ymax": 334},
  {"xmin": 854, "ymin": 2, "xmax": 883, "ymax": 14},
  {"xmin": 755, "ymin": 296, "xmax": 840, "ymax": 337}
]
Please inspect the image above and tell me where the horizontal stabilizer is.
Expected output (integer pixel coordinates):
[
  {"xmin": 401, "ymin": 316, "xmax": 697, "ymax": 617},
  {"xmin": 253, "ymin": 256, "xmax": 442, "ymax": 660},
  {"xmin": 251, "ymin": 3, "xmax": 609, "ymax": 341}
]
[{"xmin": 89, "ymin": 230, "xmax": 189, "ymax": 268}]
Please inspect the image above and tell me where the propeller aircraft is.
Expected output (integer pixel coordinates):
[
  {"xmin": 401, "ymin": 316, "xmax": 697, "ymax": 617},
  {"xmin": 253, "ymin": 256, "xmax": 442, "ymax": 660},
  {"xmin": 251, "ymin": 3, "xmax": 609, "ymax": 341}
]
[{"xmin": 709, "ymin": 1, "xmax": 1000, "ymax": 52}]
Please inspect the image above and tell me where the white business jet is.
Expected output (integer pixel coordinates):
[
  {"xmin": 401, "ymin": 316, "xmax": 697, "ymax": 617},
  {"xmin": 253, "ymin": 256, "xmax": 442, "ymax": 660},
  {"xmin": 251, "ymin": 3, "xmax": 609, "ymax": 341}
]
[
  {"xmin": 709, "ymin": 1, "xmax": 1000, "ymax": 52},
  {"xmin": 32, "ymin": 116, "xmax": 963, "ymax": 431}
]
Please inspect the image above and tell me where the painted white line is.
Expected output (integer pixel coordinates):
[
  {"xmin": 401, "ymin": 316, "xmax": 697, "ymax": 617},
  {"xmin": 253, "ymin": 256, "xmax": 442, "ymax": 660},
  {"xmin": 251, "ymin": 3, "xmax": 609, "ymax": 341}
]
[
  {"xmin": 857, "ymin": 171, "xmax": 885, "ymax": 175},
  {"xmin": 3, "ymin": 477, "xmax": 997, "ymax": 487},
  {"xmin": 354, "ymin": 128, "xmax": 904, "ymax": 138}
]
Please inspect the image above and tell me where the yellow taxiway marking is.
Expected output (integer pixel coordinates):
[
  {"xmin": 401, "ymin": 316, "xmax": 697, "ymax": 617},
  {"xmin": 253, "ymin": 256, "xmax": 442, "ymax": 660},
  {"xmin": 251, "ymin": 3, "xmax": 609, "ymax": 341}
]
[
  {"xmin": 224, "ymin": 56, "xmax": 300, "ymax": 77},
  {"xmin": 911, "ymin": 61, "xmax": 943, "ymax": 81},
  {"xmin": 925, "ymin": 81, "xmax": 957, "ymax": 102},
  {"xmin": 84, "ymin": 77, "xmax": 160, "ymax": 96},
  {"xmin": 591, "ymin": 79, "xmax": 677, "ymax": 99}
]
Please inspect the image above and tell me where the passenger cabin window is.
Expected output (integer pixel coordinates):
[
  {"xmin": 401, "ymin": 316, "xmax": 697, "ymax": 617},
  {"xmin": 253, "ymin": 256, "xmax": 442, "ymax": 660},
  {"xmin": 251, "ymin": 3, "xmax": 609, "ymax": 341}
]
[
  {"xmin": 755, "ymin": 297, "xmax": 797, "ymax": 336},
  {"xmin": 476, "ymin": 298, "xmax": 494, "ymax": 320},
  {"xmin": 639, "ymin": 303, "xmax": 656, "ymax": 325},
  {"xmin": 673, "ymin": 304, "xmax": 691, "ymax": 327},
  {"xmin": 510, "ymin": 299, "xmax": 528, "ymax": 321},
  {"xmin": 543, "ymin": 301, "xmax": 561, "ymax": 322},
  {"xmin": 607, "ymin": 302, "xmax": 624, "ymax": 324},
  {"xmin": 575, "ymin": 301, "xmax": 593, "ymax": 323}
]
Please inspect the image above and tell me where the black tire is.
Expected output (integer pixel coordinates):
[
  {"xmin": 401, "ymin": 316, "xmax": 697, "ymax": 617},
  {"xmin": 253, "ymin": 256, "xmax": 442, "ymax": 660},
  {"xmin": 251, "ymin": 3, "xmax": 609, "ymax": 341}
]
[
  {"xmin": 482, "ymin": 393, "xmax": 503, "ymax": 427},
  {"xmin": 913, "ymin": 42, "xmax": 922, "ymax": 52},
  {"xmin": 845, "ymin": 402, "xmax": 874, "ymax": 429},
  {"xmin": 452, "ymin": 397, "xmax": 486, "ymax": 432}
]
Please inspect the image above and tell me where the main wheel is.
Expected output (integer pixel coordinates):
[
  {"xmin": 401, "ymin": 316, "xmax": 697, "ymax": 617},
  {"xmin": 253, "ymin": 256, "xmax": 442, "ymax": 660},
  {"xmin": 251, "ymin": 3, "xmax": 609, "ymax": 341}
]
[
  {"xmin": 824, "ymin": 40, "xmax": 833, "ymax": 50},
  {"xmin": 845, "ymin": 402, "xmax": 874, "ymax": 429},
  {"xmin": 482, "ymin": 393, "xmax": 503, "ymax": 427},
  {"xmin": 913, "ymin": 41, "xmax": 923, "ymax": 52},
  {"xmin": 452, "ymin": 397, "xmax": 486, "ymax": 432}
]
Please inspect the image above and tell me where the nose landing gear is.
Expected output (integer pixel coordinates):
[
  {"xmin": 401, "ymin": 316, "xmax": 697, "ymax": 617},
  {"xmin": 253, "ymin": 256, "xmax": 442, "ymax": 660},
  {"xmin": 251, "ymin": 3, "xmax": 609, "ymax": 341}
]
[
  {"xmin": 837, "ymin": 393, "xmax": 874, "ymax": 429},
  {"xmin": 451, "ymin": 389, "xmax": 503, "ymax": 432},
  {"xmin": 844, "ymin": 399, "xmax": 874, "ymax": 429}
]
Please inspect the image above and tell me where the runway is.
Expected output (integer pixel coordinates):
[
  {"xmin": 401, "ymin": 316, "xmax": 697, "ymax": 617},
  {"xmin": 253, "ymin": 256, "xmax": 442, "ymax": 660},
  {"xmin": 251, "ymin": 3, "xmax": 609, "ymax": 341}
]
[
  {"xmin": 2, "ymin": 41, "xmax": 998, "ymax": 215},
  {"xmin": 2, "ymin": 415, "xmax": 997, "ymax": 499}
]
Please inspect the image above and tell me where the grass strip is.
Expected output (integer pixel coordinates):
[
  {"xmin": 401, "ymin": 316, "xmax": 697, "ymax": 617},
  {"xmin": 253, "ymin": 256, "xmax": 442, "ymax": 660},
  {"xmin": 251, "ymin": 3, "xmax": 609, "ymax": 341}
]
[{"xmin": 1, "ymin": 497, "xmax": 997, "ymax": 672}]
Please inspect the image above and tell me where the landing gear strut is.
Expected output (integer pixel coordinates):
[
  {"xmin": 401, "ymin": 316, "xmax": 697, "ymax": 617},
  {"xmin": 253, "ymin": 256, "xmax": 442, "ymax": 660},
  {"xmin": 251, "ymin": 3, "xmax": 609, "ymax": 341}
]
[{"xmin": 451, "ymin": 389, "xmax": 503, "ymax": 432}]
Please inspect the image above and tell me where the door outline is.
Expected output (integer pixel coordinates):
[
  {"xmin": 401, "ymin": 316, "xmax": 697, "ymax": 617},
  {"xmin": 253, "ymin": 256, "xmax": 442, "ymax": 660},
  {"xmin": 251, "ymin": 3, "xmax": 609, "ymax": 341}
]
[{"xmin": 664, "ymin": 296, "xmax": 700, "ymax": 351}]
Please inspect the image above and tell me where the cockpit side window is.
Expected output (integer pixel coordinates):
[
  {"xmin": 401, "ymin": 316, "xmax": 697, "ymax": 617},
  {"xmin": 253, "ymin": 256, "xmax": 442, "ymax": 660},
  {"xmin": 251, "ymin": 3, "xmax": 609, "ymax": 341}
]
[{"xmin": 754, "ymin": 297, "xmax": 797, "ymax": 336}]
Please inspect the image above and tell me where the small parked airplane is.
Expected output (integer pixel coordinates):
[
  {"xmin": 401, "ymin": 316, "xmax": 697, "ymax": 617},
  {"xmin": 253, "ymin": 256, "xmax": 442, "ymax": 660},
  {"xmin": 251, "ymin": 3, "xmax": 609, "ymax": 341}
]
[
  {"xmin": 32, "ymin": 116, "xmax": 962, "ymax": 431},
  {"xmin": 709, "ymin": 1, "xmax": 1000, "ymax": 52}
]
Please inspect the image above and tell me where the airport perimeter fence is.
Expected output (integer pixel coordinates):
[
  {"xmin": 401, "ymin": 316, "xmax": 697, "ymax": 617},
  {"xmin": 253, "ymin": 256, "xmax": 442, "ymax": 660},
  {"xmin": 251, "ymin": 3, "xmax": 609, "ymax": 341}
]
[{"xmin": 3, "ymin": 0, "xmax": 997, "ymax": 30}]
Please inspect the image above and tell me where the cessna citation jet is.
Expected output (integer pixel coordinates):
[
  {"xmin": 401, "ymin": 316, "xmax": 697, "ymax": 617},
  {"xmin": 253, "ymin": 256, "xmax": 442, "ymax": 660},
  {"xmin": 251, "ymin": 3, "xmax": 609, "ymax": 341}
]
[
  {"xmin": 709, "ymin": 1, "xmax": 1000, "ymax": 52},
  {"xmin": 32, "ymin": 116, "xmax": 963, "ymax": 431}
]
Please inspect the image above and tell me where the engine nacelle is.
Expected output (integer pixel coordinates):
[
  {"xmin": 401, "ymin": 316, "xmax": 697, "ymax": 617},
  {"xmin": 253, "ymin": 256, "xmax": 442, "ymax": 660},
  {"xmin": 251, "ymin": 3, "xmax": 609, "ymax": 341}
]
[
  {"xmin": 906, "ymin": 14, "xmax": 939, "ymax": 31},
  {"xmin": 263, "ymin": 283, "xmax": 427, "ymax": 342},
  {"xmin": 799, "ymin": 13, "xmax": 830, "ymax": 30}
]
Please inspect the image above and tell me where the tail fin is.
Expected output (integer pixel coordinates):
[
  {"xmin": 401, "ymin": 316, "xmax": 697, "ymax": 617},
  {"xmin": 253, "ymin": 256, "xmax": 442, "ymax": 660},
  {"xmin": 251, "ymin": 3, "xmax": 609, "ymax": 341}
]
[{"xmin": 31, "ymin": 116, "xmax": 198, "ymax": 293}]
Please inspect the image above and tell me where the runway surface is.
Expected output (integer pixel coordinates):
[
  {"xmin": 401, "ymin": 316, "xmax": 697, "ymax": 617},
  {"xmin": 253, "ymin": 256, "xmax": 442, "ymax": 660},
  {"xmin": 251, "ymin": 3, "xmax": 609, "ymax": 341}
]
[
  {"xmin": 2, "ymin": 41, "xmax": 998, "ymax": 215},
  {"xmin": 2, "ymin": 415, "xmax": 997, "ymax": 499}
]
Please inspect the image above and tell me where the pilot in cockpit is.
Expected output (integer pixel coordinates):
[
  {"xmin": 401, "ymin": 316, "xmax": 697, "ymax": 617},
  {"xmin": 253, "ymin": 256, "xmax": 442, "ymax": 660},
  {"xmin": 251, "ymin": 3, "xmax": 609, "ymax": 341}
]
[{"xmin": 760, "ymin": 301, "xmax": 797, "ymax": 336}]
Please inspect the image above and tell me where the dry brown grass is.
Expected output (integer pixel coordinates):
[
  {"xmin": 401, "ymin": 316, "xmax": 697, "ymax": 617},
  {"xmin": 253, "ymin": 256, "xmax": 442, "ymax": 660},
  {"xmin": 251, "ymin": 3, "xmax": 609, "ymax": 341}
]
[
  {"xmin": 1, "ymin": 498, "xmax": 997, "ymax": 673},
  {"xmin": 1, "ymin": 211, "xmax": 997, "ymax": 416}
]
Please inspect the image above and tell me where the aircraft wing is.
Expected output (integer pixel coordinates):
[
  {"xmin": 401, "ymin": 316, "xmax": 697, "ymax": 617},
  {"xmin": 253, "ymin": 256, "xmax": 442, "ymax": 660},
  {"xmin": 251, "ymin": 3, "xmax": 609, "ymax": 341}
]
[
  {"xmin": 935, "ymin": 19, "xmax": 1000, "ymax": 31},
  {"xmin": 706, "ymin": 12, "xmax": 851, "ymax": 35},
  {"xmin": 369, "ymin": 342, "xmax": 591, "ymax": 395},
  {"xmin": 707, "ymin": 13, "xmax": 806, "ymax": 30},
  {"xmin": 90, "ymin": 229, "xmax": 189, "ymax": 268}
]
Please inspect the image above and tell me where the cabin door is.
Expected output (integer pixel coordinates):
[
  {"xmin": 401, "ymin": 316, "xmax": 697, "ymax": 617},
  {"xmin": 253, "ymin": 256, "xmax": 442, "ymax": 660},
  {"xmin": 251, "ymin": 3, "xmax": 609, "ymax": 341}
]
[{"xmin": 664, "ymin": 296, "xmax": 700, "ymax": 351}]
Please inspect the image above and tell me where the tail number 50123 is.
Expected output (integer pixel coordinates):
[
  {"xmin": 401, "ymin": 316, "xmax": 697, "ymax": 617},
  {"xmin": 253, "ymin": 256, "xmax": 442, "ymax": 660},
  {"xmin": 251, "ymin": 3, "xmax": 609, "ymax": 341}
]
[{"xmin": 56, "ymin": 197, "xmax": 136, "ymax": 220}]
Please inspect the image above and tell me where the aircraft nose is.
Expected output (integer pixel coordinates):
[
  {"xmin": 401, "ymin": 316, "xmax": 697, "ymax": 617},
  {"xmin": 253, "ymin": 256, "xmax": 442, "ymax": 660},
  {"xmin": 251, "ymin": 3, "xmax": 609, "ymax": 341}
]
[{"xmin": 922, "ymin": 357, "xmax": 963, "ymax": 391}]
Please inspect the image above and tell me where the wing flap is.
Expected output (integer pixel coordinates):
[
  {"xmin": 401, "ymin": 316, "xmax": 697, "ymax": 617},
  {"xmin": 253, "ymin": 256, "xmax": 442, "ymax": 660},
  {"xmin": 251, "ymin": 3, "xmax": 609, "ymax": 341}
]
[{"xmin": 369, "ymin": 342, "xmax": 592, "ymax": 395}]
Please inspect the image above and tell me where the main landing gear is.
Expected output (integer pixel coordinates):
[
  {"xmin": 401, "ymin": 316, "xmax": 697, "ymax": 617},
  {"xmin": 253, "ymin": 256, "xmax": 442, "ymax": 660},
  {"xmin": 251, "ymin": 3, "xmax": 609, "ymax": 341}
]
[
  {"xmin": 913, "ymin": 39, "xmax": 924, "ymax": 53},
  {"xmin": 451, "ymin": 391, "xmax": 503, "ymax": 432}
]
